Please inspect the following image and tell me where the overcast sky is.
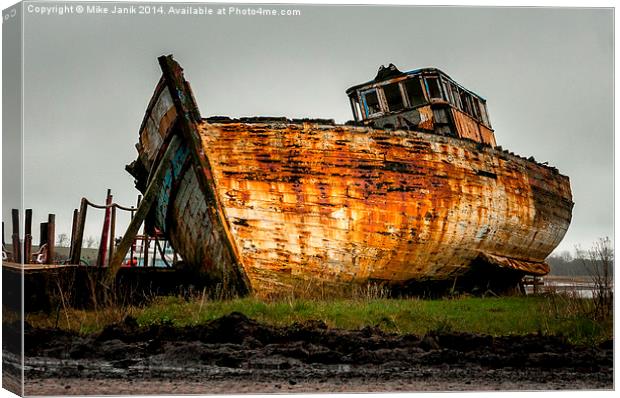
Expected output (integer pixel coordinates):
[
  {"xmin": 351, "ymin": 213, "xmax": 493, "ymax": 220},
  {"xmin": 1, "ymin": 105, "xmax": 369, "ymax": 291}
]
[{"xmin": 2, "ymin": 3, "xmax": 613, "ymax": 255}]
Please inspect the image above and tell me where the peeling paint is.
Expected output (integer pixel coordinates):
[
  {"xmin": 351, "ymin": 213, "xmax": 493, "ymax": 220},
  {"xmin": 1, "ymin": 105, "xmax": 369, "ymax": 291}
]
[{"xmin": 127, "ymin": 56, "xmax": 573, "ymax": 296}]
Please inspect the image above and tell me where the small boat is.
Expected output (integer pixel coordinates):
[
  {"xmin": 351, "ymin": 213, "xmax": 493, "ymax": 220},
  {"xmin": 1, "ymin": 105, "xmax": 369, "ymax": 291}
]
[{"xmin": 125, "ymin": 55, "xmax": 573, "ymax": 296}]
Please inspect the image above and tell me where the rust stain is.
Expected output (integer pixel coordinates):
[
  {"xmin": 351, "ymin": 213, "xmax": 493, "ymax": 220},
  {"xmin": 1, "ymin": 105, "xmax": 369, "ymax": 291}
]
[
  {"xmin": 477, "ymin": 252, "xmax": 549, "ymax": 276},
  {"xmin": 126, "ymin": 56, "xmax": 573, "ymax": 296},
  {"xmin": 196, "ymin": 121, "xmax": 571, "ymax": 294},
  {"xmin": 418, "ymin": 107, "xmax": 434, "ymax": 131},
  {"xmin": 452, "ymin": 109, "xmax": 483, "ymax": 143}
]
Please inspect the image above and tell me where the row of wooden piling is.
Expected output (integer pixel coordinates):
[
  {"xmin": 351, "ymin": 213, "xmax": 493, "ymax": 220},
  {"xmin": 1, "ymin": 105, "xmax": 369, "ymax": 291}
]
[
  {"xmin": 3, "ymin": 189, "xmax": 177, "ymax": 270},
  {"xmin": 3, "ymin": 209, "xmax": 56, "ymax": 264},
  {"xmin": 3, "ymin": 189, "xmax": 138, "ymax": 266}
]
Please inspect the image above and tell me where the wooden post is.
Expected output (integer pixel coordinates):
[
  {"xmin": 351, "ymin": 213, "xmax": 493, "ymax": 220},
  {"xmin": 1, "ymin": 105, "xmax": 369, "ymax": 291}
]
[
  {"xmin": 108, "ymin": 205, "xmax": 117, "ymax": 267},
  {"xmin": 143, "ymin": 235, "xmax": 150, "ymax": 267},
  {"xmin": 23, "ymin": 236, "xmax": 32, "ymax": 264},
  {"xmin": 153, "ymin": 237, "xmax": 158, "ymax": 266},
  {"xmin": 24, "ymin": 209, "xmax": 32, "ymax": 236},
  {"xmin": 47, "ymin": 214, "xmax": 55, "ymax": 264},
  {"xmin": 129, "ymin": 220, "xmax": 135, "ymax": 264},
  {"xmin": 97, "ymin": 189, "xmax": 112, "ymax": 267},
  {"xmin": 2, "ymin": 222, "xmax": 5, "ymax": 247},
  {"xmin": 24, "ymin": 209, "xmax": 32, "ymax": 264},
  {"xmin": 71, "ymin": 198, "xmax": 88, "ymax": 265},
  {"xmin": 108, "ymin": 135, "xmax": 182, "ymax": 280},
  {"xmin": 39, "ymin": 222, "xmax": 48, "ymax": 247},
  {"xmin": 129, "ymin": 196, "xmax": 140, "ymax": 264},
  {"xmin": 11, "ymin": 209, "xmax": 21, "ymax": 263},
  {"xmin": 135, "ymin": 195, "xmax": 142, "ymax": 214},
  {"xmin": 69, "ymin": 209, "xmax": 78, "ymax": 261}
]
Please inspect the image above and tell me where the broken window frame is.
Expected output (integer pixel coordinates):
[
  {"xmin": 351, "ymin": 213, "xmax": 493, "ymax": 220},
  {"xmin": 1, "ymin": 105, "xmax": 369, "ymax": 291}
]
[
  {"xmin": 459, "ymin": 89, "xmax": 474, "ymax": 115},
  {"xmin": 448, "ymin": 82, "xmax": 461, "ymax": 109},
  {"xmin": 479, "ymin": 100, "xmax": 491, "ymax": 127},
  {"xmin": 361, "ymin": 88, "xmax": 383, "ymax": 118},
  {"xmin": 382, "ymin": 81, "xmax": 406, "ymax": 113},
  {"xmin": 471, "ymin": 97, "xmax": 482, "ymax": 120},
  {"xmin": 442, "ymin": 80, "xmax": 454, "ymax": 105},
  {"xmin": 350, "ymin": 95, "xmax": 362, "ymax": 122},
  {"xmin": 403, "ymin": 76, "xmax": 427, "ymax": 108},
  {"xmin": 438, "ymin": 72, "xmax": 489, "ymax": 126},
  {"xmin": 423, "ymin": 75, "xmax": 444, "ymax": 101},
  {"xmin": 454, "ymin": 86, "xmax": 463, "ymax": 109},
  {"xmin": 347, "ymin": 68, "xmax": 493, "ymax": 128}
]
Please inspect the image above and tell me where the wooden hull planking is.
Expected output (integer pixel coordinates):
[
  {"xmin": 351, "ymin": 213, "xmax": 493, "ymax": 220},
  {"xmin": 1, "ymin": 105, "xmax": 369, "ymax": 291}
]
[
  {"xmin": 196, "ymin": 122, "xmax": 571, "ymax": 293},
  {"xmin": 128, "ymin": 56, "xmax": 573, "ymax": 295}
]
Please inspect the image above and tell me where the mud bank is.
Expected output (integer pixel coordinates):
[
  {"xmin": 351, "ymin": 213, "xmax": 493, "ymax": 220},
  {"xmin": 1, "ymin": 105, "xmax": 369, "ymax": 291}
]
[{"xmin": 4, "ymin": 312, "xmax": 613, "ymax": 394}]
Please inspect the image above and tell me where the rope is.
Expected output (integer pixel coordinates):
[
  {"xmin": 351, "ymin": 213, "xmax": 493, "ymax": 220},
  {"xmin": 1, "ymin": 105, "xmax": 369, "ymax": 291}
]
[{"xmin": 84, "ymin": 199, "xmax": 136, "ymax": 212}]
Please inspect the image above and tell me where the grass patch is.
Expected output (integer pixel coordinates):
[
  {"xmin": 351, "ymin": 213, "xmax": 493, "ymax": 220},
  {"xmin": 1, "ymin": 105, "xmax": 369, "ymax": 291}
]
[{"xmin": 23, "ymin": 293, "xmax": 612, "ymax": 345}]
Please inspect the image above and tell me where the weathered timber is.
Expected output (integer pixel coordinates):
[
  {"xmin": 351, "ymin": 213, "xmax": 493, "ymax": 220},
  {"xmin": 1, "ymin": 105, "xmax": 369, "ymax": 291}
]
[
  {"xmin": 97, "ymin": 190, "xmax": 112, "ymax": 267},
  {"xmin": 129, "ymin": 196, "xmax": 140, "ymax": 262},
  {"xmin": 24, "ymin": 209, "xmax": 32, "ymax": 264},
  {"xmin": 69, "ymin": 209, "xmax": 78, "ymax": 260},
  {"xmin": 3, "ymin": 261, "xmax": 213, "ymax": 312},
  {"xmin": 195, "ymin": 123, "xmax": 571, "ymax": 294},
  {"xmin": 47, "ymin": 214, "xmax": 55, "ymax": 264},
  {"xmin": 70, "ymin": 198, "xmax": 88, "ymax": 265},
  {"xmin": 23, "ymin": 233, "xmax": 31, "ymax": 263},
  {"xmin": 143, "ymin": 234, "xmax": 149, "ymax": 267},
  {"xmin": 125, "ymin": 56, "xmax": 573, "ymax": 296},
  {"xmin": 108, "ymin": 206, "xmax": 116, "ymax": 267},
  {"xmin": 11, "ymin": 209, "xmax": 21, "ymax": 263},
  {"xmin": 24, "ymin": 209, "xmax": 32, "ymax": 235},
  {"xmin": 153, "ymin": 238, "xmax": 160, "ymax": 266},
  {"xmin": 39, "ymin": 222, "xmax": 48, "ymax": 247},
  {"xmin": 345, "ymin": 65, "xmax": 496, "ymax": 147},
  {"xmin": 156, "ymin": 55, "xmax": 250, "ymax": 294},
  {"xmin": 108, "ymin": 134, "xmax": 183, "ymax": 280}
]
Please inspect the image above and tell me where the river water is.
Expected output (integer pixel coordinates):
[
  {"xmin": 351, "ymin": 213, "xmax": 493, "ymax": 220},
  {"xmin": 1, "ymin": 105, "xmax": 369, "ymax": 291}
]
[{"xmin": 526, "ymin": 277, "xmax": 614, "ymax": 299}]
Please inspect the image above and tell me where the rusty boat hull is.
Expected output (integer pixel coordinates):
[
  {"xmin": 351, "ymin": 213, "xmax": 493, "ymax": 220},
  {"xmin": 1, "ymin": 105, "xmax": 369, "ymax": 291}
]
[{"xmin": 127, "ymin": 56, "xmax": 573, "ymax": 296}]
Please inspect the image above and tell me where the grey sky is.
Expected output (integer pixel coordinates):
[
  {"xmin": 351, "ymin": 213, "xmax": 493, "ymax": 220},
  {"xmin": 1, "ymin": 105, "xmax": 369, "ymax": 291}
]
[{"xmin": 2, "ymin": 3, "xmax": 613, "ymax": 255}]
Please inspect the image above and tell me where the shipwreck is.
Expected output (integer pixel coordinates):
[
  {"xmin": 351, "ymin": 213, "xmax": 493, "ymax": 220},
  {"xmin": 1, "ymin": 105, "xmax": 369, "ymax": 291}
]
[{"xmin": 118, "ymin": 55, "xmax": 573, "ymax": 296}]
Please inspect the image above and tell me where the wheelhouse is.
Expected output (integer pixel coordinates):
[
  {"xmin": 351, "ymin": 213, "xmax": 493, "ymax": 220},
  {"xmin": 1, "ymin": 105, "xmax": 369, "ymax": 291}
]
[{"xmin": 346, "ymin": 64, "xmax": 496, "ymax": 146}]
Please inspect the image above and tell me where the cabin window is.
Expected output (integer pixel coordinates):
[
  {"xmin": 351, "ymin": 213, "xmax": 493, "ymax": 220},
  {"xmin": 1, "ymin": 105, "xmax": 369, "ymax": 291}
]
[
  {"xmin": 442, "ymin": 80, "xmax": 454, "ymax": 105},
  {"xmin": 450, "ymin": 83, "xmax": 462, "ymax": 109},
  {"xmin": 362, "ymin": 89, "xmax": 381, "ymax": 117},
  {"xmin": 350, "ymin": 96, "xmax": 362, "ymax": 121},
  {"xmin": 466, "ymin": 95, "xmax": 474, "ymax": 116},
  {"xmin": 471, "ymin": 97, "xmax": 481, "ymax": 120},
  {"xmin": 479, "ymin": 101, "xmax": 490, "ymax": 126},
  {"xmin": 425, "ymin": 76, "xmax": 442, "ymax": 100},
  {"xmin": 404, "ymin": 78, "xmax": 425, "ymax": 107},
  {"xmin": 354, "ymin": 100, "xmax": 363, "ymax": 121},
  {"xmin": 455, "ymin": 88, "xmax": 463, "ymax": 110},
  {"xmin": 459, "ymin": 90, "xmax": 473, "ymax": 115},
  {"xmin": 383, "ymin": 82, "xmax": 405, "ymax": 112}
]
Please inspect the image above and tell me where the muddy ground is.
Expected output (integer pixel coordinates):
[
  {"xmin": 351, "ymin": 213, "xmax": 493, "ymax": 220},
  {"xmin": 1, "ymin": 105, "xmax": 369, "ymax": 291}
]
[{"xmin": 3, "ymin": 312, "xmax": 613, "ymax": 395}]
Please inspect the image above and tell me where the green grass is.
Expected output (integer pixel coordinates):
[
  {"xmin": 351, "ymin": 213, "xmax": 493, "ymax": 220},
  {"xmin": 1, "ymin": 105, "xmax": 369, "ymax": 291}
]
[{"xmin": 24, "ymin": 294, "xmax": 612, "ymax": 345}]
